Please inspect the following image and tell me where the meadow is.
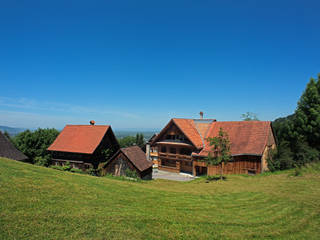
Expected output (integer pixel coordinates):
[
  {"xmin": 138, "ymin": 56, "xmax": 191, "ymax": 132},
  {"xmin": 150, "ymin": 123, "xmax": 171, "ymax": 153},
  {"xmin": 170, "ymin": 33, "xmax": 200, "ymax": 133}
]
[{"xmin": 0, "ymin": 157, "xmax": 319, "ymax": 239}]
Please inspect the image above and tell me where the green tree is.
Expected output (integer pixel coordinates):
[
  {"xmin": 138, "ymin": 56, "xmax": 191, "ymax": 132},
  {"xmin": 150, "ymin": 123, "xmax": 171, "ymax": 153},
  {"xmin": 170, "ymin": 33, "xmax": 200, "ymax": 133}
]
[
  {"xmin": 292, "ymin": 75, "xmax": 320, "ymax": 151},
  {"xmin": 118, "ymin": 136, "xmax": 136, "ymax": 148},
  {"xmin": 135, "ymin": 133, "xmax": 145, "ymax": 148},
  {"xmin": 206, "ymin": 128, "xmax": 232, "ymax": 179},
  {"xmin": 241, "ymin": 112, "xmax": 259, "ymax": 121},
  {"xmin": 12, "ymin": 128, "xmax": 59, "ymax": 166},
  {"xmin": 118, "ymin": 133, "xmax": 145, "ymax": 149},
  {"xmin": 271, "ymin": 74, "xmax": 320, "ymax": 171}
]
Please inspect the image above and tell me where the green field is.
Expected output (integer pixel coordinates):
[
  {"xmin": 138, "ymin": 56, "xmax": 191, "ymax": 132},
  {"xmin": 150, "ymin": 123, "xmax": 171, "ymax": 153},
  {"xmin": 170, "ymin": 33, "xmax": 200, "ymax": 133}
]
[{"xmin": 0, "ymin": 158, "xmax": 319, "ymax": 239}]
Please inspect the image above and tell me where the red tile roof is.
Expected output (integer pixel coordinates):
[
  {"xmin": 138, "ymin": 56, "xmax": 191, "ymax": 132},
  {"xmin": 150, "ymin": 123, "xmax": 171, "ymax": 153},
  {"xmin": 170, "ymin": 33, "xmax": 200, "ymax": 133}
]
[
  {"xmin": 152, "ymin": 118, "xmax": 274, "ymax": 157},
  {"xmin": 47, "ymin": 125, "xmax": 110, "ymax": 154},
  {"xmin": 198, "ymin": 121, "xmax": 272, "ymax": 156},
  {"xmin": 172, "ymin": 118, "xmax": 204, "ymax": 149}
]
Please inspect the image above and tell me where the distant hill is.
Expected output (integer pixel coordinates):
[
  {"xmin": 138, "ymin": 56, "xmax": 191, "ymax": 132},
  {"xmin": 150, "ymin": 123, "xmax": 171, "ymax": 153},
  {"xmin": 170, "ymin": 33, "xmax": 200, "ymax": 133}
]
[
  {"xmin": 0, "ymin": 126, "xmax": 26, "ymax": 136},
  {"xmin": 114, "ymin": 129, "xmax": 159, "ymax": 141},
  {"xmin": 0, "ymin": 125, "xmax": 159, "ymax": 140}
]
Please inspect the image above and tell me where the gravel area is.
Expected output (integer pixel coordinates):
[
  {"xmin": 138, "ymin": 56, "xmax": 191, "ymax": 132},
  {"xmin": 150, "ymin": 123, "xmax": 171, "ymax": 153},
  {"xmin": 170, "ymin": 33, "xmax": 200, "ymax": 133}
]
[{"xmin": 152, "ymin": 169, "xmax": 195, "ymax": 181}]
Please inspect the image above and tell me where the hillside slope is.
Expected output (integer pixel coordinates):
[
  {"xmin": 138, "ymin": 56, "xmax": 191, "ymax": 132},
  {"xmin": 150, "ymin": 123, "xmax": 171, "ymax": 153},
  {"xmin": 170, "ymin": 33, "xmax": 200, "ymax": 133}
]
[{"xmin": 0, "ymin": 158, "xmax": 319, "ymax": 239}]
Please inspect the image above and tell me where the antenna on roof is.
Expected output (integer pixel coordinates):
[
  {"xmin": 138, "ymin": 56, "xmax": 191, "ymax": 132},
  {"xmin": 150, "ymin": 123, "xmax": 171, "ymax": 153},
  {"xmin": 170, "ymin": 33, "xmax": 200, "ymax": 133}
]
[
  {"xmin": 199, "ymin": 111, "xmax": 204, "ymax": 119},
  {"xmin": 90, "ymin": 120, "xmax": 95, "ymax": 125}
]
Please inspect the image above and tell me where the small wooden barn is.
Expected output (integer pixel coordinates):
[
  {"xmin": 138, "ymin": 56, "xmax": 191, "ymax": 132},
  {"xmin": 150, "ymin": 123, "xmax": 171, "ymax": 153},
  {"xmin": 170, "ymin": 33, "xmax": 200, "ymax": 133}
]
[
  {"xmin": 103, "ymin": 146, "xmax": 153, "ymax": 180},
  {"xmin": 47, "ymin": 123, "xmax": 119, "ymax": 170},
  {"xmin": 0, "ymin": 131, "xmax": 27, "ymax": 161}
]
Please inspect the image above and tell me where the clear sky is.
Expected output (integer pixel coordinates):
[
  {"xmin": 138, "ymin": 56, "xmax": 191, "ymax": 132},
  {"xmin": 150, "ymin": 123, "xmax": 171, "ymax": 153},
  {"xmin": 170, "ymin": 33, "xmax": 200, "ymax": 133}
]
[{"xmin": 0, "ymin": 0, "xmax": 319, "ymax": 130}]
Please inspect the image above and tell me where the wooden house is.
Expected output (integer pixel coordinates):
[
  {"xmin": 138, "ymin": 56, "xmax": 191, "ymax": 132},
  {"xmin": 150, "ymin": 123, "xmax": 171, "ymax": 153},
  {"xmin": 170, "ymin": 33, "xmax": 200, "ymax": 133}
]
[
  {"xmin": 0, "ymin": 131, "xmax": 27, "ymax": 161},
  {"xmin": 150, "ymin": 117, "xmax": 276, "ymax": 176},
  {"xmin": 47, "ymin": 122, "xmax": 119, "ymax": 170},
  {"xmin": 145, "ymin": 134, "xmax": 159, "ymax": 165},
  {"xmin": 103, "ymin": 146, "xmax": 153, "ymax": 180}
]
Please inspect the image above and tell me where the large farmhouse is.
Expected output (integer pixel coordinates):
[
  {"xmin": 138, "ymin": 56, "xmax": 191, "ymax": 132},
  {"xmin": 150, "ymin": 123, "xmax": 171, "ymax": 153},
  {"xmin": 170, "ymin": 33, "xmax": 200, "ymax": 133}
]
[
  {"xmin": 47, "ymin": 122, "xmax": 119, "ymax": 170},
  {"xmin": 149, "ymin": 117, "xmax": 276, "ymax": 176}
]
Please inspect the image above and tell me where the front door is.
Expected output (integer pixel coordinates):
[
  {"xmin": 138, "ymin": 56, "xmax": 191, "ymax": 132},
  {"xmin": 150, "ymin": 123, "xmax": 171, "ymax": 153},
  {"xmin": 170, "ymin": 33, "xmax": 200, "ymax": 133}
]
[
  {"xmin": 196, "ymin": 166, "xmax": 207, "ymax": 176},
  {"xmin": 180, "ymin": 160, "xmax": 193, "ymax": 173}
]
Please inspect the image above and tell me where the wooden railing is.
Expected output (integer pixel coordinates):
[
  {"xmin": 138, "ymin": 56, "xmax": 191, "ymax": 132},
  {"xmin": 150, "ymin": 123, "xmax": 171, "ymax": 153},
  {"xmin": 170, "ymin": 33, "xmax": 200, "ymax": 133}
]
[{"xmin": 158, "ymin": 152, "xmax": 192, "ymax": 161}]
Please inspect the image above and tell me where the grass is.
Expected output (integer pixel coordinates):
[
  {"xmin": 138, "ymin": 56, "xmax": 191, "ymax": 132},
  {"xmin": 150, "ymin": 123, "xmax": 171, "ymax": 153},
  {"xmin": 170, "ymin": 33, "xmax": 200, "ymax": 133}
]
[{"xmin": 0, "ymin": 158, "xmax": 320, "ymax": 239}]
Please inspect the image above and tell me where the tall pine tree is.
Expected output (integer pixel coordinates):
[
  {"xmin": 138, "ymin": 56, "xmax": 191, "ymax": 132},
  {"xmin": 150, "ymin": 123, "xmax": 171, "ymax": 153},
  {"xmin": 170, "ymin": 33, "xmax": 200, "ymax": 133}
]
[
  {"xmin": 270, "ymin": 74, "xmax": 320, "ymax": 170},
  {"xmin": 293, "ymin": 75, "xmax": 320, "ymax": 151}
]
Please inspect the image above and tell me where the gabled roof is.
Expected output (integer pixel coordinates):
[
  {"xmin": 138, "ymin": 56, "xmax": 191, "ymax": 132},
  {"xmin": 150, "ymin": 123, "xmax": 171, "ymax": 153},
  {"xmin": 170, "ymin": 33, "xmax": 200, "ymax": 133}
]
[
  {"xmin": 198, "ymin": 121, "xmax": 273, "ymax": 157},
  {"xmin": 0, "ymin": 132, "xmax": 27, "ymax": 161},
  {"xmin": 47, "ymin": 125, "xmax": 111, "ymax": 154},
  {"xmin": 110, "ymin": 146, "xmax": 152, "ymax": 172},
  {"xmin": 173, "ymin": 119, "xmax": 204, "ymax": 149},
  {"xmin": 151, "ymin": 118, "xmax": 205, "ymax": 149},
  {"xmin": 152, "ymin": 118, "xmax": 274, "ymax": 157},
  {"xmin": 147, "ymin": 133, "xmax": 158, "ymax": 144}
]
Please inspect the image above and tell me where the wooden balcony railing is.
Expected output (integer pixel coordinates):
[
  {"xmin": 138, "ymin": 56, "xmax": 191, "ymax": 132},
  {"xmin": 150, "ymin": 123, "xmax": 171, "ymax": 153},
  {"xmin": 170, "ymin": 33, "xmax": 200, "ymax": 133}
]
[{"xmin": 158, "ymin": 152, "xmax": 192, "ymax": 161}]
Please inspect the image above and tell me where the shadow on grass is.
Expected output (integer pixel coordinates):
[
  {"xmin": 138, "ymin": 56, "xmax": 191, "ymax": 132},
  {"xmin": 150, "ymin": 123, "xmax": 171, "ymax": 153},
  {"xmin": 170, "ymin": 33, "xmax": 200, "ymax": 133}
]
[{"xmin": 205, "ymin": 175, "xmax": 227, "ymax": 182}]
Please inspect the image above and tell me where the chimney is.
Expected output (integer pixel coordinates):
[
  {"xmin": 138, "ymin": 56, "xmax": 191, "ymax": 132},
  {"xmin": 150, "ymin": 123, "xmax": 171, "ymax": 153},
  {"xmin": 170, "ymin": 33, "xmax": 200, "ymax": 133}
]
[
  {"xmin": 199, "ymin": 111, "xmax": 204, "ymax": 119},
  {"xmin": 90, "ymin": 120, "xmax": 95, "ymax": 125}
]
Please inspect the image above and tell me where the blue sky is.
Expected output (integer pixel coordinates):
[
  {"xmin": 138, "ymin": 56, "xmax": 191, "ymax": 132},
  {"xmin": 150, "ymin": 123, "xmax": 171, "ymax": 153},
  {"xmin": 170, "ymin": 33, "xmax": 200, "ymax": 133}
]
[{"xmin": 0, "ymin": 0, "xmax": 319, "ymax": 130}]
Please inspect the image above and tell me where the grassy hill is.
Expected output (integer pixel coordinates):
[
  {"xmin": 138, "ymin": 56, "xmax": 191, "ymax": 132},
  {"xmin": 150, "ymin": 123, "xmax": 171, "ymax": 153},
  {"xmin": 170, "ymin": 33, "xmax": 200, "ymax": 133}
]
[{"xmin": 0, "ymin": 158, "xmax": 319, "ymax": 239}]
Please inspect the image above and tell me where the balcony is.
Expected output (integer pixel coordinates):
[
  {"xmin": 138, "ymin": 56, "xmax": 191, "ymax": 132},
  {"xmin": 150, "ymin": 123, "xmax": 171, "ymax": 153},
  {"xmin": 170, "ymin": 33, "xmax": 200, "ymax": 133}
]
[
  {"xmin": 159, "ymin": 152, "xmax": 192, "ymax": 161},
  {"xmin": 157, "ymin": 140, "xmax": 193, "ymax": 147},
  {"xmin": 150, "ymin": 152, "xmax": 158, "ymax": 157}
]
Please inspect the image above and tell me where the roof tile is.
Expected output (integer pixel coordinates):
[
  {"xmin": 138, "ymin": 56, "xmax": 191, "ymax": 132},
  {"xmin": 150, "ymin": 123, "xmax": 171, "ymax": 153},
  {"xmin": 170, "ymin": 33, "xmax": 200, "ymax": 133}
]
[
  {"xmin": 0, "ymin": 132, "xmax": 27, "ymax": 161},
  {"xmin": 198, "ymin": 121, "xmax": 272, "ymax": 156},
  {"xmin": 47, "ymin": 125, "xmax": 110, "ymax": 154},
  {"xmin": 121, "ymin": 146, "xmax": 152, "ymax": 172}
]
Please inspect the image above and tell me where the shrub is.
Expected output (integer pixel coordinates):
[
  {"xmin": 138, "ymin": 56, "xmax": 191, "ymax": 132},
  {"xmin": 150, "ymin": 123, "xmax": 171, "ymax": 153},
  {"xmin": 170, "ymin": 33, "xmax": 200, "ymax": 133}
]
[
  {"xmin": 206, "ymin": 175, "xmax": 226, "ymax": 182},
  {"xmin": 267, "ymin": 141, "xmax": 294, "ymax": 171},
  {"xmin": 34, "ymin": 155, "xmax": 51, "ymax": 167},
  {"xmin": 62, "ymin": 161, "xmax": 72, "ymax": 171},
  {"xmin": 293, "ymin": 141, "xmax": 319, "ymax": 167},
  {"xmin": 50, "ymin": 165, "xmax": 64, "ymax": 171},
  {"xmin": 97, "ymin": 162, "xmax": 108, "ymax": 177},
  {"xmin": 125, "ymin": 168, "xmax": 138, "ymax": 179},
  {"xmin": 294, "ymin": 166, "xmax": 303, "ymax": 176},
  {"xmin": 86, "ymin": 167, "xmax": 97, "ymax": 176},
  {"xmin": 70, "ymin": 168, "xmax": 84, "ymax": 174}
]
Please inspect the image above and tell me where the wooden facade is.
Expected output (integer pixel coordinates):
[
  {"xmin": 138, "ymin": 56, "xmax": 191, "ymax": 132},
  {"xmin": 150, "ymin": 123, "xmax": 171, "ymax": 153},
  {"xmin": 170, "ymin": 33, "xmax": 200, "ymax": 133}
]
[
  {"xmin": 150, "ymin": 118, "xmax": 276, "ymax": 176},
  {"xmin": 146, "ymin": 134, "xmax": 159, "ymax": 165},
  {"xmin": 193, "ymin": 155, "xmax": 263, "ymax": 176},
  {"xmin": 48, "ymin": 124, "xmax": 119, "ymax": 170},
  {"xmin": 103, "ymin": 146, "xmax": 153, "ymax": 180},
  {"xmin": 154, "ymin": 122, "xmax": 198, "ymax": 173}
]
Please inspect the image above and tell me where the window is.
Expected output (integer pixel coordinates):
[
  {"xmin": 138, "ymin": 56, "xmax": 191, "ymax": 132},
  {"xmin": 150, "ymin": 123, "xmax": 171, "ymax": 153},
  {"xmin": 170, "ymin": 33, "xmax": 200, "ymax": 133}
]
[
  {"xmin": 178, "ymin": 135, "xmax": 185, "ymax": 141},
  {"xmin": 161, "ymin": 146, "xmax": 167, "ymax": 153},
  {"xmin": 180, "ymin": 148, "xmax": 191, "ymax": 155},
  {"xmin": 170, "ymin": 148, "xmax": 176, "ymax": 154}
]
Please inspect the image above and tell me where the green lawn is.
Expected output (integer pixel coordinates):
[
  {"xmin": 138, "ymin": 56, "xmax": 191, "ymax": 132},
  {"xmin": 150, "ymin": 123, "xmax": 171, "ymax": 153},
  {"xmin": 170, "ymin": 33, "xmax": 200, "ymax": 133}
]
[{"xmin": 0, "ymin": 158, "xmax": 319, "ymax": 240}]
